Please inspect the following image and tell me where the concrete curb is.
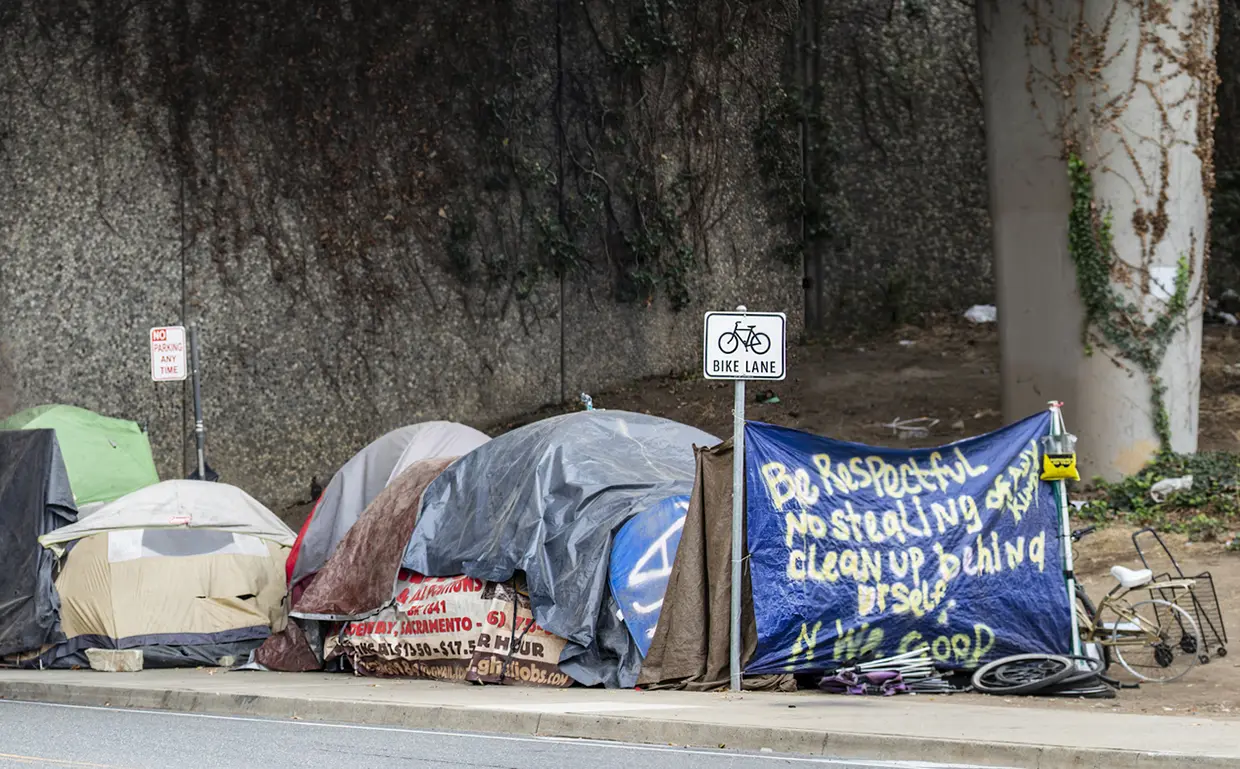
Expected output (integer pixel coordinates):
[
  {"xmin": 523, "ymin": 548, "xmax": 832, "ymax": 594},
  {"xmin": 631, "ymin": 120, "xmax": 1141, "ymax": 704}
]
[{"xmin": 0, "ymin": 681, "xmax": 1232, "ymax": 769}]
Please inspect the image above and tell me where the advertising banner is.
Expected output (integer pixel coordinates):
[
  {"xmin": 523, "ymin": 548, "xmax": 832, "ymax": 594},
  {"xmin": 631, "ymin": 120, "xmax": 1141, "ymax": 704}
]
[{"xmin": 329, "ymin": 572, "xmax": 572, "ymax": 687}]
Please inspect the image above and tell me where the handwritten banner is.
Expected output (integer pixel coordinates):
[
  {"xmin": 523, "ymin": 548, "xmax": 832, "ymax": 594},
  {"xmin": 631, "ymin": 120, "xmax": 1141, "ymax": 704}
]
[
  {"xmin": 744, "ymin": 413, "xmax": 1071, "ymax": 674},
  {"xmin": 608, "ymin": 495, "xmax": 691, "ymax": 656}
]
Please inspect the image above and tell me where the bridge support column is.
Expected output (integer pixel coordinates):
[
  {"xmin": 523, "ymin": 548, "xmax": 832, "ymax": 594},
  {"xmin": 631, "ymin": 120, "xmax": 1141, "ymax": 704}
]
[{"xmin": 977, "ymin": 0, "xmax": 1218, "ymax": 479}]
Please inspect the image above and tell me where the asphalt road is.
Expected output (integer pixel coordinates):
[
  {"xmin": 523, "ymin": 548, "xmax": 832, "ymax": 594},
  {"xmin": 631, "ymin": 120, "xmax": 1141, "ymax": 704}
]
[{"xmin": 0, "ymin": 700, "xmax": 1007, "ymax": 769}]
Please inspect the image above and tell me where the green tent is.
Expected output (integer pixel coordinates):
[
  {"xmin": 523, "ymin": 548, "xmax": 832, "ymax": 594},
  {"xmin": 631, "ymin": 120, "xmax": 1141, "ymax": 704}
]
[{"xmin": 0, "ymin": 405, "xmax": 160, "ymax": 505}]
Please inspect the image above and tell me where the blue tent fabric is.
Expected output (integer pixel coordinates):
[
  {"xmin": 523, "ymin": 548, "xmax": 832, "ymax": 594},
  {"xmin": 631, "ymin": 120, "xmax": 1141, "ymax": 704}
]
[
  {"xmin": 402, "ymin": 411, "xmax": 718, "ymax": 688},
  {"xmin": 608, "ymin": 494, "xmax": 691, "ymax": 657}
]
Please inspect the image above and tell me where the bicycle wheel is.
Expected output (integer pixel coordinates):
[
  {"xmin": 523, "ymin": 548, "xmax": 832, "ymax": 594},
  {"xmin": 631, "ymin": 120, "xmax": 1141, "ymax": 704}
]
[
  {"xmin": 718, "ymin": 332, "xmax": 740, "ymax": 354},
  {"xmin": 1075, "ymin": 584, "xmax": 1111, "ymax": 670},
  {"xmin": 971, "ymin": 654, "xmax": 1075, "ymax": 695},
  {"xmin": 1108, "ymin": 599, "xmax": 1201, "ymax": 683},
  {"xmin": 751, "ymin": 332, "xmax": 771, "ymax": 355}
]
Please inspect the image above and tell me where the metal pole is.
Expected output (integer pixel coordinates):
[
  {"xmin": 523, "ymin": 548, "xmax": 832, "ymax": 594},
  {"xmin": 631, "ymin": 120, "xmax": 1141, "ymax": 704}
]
[
  {"xmin": 730, "ymin": 305, "xmax": 747, "ymax": 692},
  {"xmin": 191, "ymin": 325, "xmax": 206, "ymax": 480},
  {"xmin": 1048, "ymin": 401, "xmax": 1082, "ymax": 659}
]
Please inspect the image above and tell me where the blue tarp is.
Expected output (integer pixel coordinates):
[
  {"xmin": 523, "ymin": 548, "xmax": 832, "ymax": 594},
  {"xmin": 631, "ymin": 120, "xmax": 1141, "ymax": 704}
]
[
  {"xmin": 744, "ymin": 413, "xmax": 1071, "ymax": 674},
  {"xmin": 608, "ymin": 494, "xmax": 691, "ymax": 656}
]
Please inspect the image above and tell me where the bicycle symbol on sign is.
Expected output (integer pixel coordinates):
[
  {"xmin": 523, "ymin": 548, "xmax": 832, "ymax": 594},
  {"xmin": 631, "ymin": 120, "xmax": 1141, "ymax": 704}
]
[{"xmin": 718, "ymin": 321, "xmax": 771, "ymax": 355}]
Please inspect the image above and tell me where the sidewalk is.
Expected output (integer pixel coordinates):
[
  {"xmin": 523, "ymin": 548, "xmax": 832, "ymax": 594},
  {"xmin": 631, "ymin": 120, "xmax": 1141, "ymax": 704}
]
[{"xmin": 0, "ymin": 669, "xmax": 1235, "ymax": 768}]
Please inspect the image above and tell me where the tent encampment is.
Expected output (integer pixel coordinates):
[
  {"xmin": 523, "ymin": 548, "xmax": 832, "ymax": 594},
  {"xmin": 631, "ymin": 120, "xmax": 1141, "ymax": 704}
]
[
  {"xmin": 0, "ymin": 404, "xmax": 159, "ymax": 506},
  {"xmin": 32, "ymin": 480, "xmax": 294, "ymax": 668},
  {"xmin": 287, "ymin": 422, "xmax": 490, "ymax": 588},
  {"xmin": 403, "ymin": 410, "xmax": 718, "ymax": 688},
  {"xmin": 0, "ymin": 430, "xmax": 77, "ymax": 657}
]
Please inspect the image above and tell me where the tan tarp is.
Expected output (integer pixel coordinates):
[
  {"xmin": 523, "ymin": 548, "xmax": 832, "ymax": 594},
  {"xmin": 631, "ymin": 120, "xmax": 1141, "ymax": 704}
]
[
  {"xmin": 637, "ymin": 441, "xmax": 795, "ymax": 691},
  {"xmin": 25, "ymin": 480, "xmax": 295, "ymax": 668},
  {"xmin": 57, "ymin": 533, "xmax": 288, "ymax": 641}
]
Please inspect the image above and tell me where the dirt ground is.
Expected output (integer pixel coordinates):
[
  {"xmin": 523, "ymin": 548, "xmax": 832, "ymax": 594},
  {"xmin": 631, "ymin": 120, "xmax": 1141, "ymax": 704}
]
[
  {"xmin": 501, "ymin": 321, "xmax": 1008, "ymax": 447},
  {"xmin": 512, "ymin": 320, "xmax": 1240, "ymax": 454},
  {"xmin": 512, "ymin": 321, "xmax": 1240, "ymax": 716},
  {"xmin": 952, "ymin": 525, "xmax": 1240, "ymax": 718}
]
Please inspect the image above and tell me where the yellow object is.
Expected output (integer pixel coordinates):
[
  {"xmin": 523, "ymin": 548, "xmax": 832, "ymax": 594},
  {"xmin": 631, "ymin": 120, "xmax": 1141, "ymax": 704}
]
[{"xmin": 1041, "ymin": 453, "xmax": 1080, "ymax": 482}]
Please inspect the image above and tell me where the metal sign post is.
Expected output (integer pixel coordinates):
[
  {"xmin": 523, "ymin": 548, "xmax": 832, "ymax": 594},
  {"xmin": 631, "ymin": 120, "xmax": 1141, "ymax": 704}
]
[
  {"xmin": 1046, "ymin": 401, "xmax": 1082, "ymax": 660},
  {"xmin": 703, "ymin": 306, "xmax": 787, "ymax": 692},
  {"xmin": 190, "ymin": 325, "xmax": 206, "ymax": 481},
  {"xmin": 730, "ymin": 355, "xmax": 746, "ymax": 692}
]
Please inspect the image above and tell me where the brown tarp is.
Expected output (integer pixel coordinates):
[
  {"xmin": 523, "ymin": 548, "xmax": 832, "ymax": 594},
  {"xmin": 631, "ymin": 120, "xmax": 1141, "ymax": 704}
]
[
  {"xmin": 636, "ymin": 441, "xmax": 795, "ymax": 692},
  {"xmin": 294, "ymin": 457, "xmax": 454, "ymax": 619},
  {"xmin": 250, "ymin": 613, "xmax": 319, "ymax": 672},
  {"xmin": 255, "ymin": 457, "xmax": 453, "ymax": 670}
]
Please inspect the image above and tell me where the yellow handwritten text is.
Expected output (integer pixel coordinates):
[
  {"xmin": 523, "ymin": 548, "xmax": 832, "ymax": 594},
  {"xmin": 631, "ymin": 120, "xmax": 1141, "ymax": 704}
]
[
  {"xmin": 814, "ymin": 449, "xmax": 989, "ymax": 499},
  {"xmin": 785, "ymin": 621, "xmax": 824, "ymax": 671},
  {"xmin": 984, "ymin": 440, "xmax": 1042, "ymax": 524},
  {"xmin": 762, "ymin": 462, "xmax": 821, "ymax": 511},
  {"xmin": 897, "ymin": 623, "xmax": 996, "ymax": 667},
  {"xmin": 832, "ymin": 619, "xmax": 885, "ymax": 661}
]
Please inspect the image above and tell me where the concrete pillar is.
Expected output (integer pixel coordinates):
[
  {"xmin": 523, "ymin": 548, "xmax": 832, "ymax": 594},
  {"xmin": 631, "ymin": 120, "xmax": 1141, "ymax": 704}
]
[{"xmin": 978, "ymin": 0, "xmax": 1217, "ymax": 479}]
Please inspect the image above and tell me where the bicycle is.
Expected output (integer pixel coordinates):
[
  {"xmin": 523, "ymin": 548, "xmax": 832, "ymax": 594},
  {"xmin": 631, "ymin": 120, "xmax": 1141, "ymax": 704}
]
[
  {"xmin": 1071, "ymin": 526, "xmax": 1202, "ymax": 683},
  {"xmin": 718, "ymin": 321, "xmax": 771, "ymax": 355}
]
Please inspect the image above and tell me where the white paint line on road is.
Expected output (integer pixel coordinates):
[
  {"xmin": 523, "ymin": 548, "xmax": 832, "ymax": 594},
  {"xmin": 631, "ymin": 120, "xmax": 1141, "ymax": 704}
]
[
  {"xmin": 0, "ymin": 752, "xmax": 124, "ymax": 769},
  {"xmin": 0, "ymin": 700, "xmax": 1014, "ymax": 769}
]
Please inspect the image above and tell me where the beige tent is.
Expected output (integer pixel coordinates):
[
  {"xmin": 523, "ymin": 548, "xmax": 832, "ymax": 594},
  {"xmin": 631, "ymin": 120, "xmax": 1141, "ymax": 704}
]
[{"xmin": 32, "ymin": 480, "xmax": 294, "ymax": 668}]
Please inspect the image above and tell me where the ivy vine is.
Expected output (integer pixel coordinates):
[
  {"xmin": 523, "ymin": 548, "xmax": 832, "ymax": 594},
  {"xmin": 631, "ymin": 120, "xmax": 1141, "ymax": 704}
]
[
  {"xmin": 1019, "ymin": 0, "xmax": 1218, "ymax": 456},
  {"xmin": 1067, "ymin": 155, "xmax": 1191, "ymax": 452}
]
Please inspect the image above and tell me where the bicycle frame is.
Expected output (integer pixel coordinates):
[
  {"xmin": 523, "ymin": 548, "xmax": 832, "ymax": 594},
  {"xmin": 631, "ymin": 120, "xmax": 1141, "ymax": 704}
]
[{"xmin": 1082, "ymin": 578, "xmax": 1196, "ymax": 648}]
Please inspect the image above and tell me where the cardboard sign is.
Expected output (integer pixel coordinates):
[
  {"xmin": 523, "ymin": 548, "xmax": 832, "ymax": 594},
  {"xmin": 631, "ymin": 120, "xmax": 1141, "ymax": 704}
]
[{"xmin": 328, "ymin": 572, "xmax": 572, "ymax": 687}]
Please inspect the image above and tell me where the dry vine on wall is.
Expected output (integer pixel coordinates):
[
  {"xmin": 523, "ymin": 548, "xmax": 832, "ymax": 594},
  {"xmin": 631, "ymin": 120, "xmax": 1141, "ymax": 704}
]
[
  {"xmin": 1022, "ymin": 0, "xmax": 1221, "ymax": 451},
  {"xmin": 0, "ymin": 0, "xmax": 796, "ymax": 330}
]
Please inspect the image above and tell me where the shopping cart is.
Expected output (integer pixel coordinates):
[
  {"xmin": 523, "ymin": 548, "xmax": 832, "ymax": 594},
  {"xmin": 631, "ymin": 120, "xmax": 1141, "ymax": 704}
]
[{"xmin": 1133, "ymin": 527, "xmax": 1229, "ymax": 663}]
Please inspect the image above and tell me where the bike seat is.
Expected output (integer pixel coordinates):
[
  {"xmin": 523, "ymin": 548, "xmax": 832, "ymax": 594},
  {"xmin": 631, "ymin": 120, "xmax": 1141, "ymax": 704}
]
[{"xmin": 1111, "ymin": 565, "xmax": 1153, "ymax": 589}]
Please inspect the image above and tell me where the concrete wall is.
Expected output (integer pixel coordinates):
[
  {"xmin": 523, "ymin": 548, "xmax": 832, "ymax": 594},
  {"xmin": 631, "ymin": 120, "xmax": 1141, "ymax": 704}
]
[
  {"xmin": 0, "ymin": 2, "xmax": 804, "ymax": 507},
  {"xmin": 807, "ymin": 2, "xmax": 992, "ymax": 327},
  {"xmin": 0, "ymin": 0, "xmax": 1111, "ymax": 507}
]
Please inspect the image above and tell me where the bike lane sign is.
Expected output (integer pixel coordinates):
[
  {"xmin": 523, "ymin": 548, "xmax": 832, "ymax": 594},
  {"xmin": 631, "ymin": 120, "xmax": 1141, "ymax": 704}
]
[{"xmin": 703, "ymin": 311, "xmax": 786, "ymax": 380}]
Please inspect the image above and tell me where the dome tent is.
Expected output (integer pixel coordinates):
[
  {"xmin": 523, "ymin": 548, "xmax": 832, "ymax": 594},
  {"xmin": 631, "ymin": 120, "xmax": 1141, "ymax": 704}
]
[
  {"xmin": 34, "ymin": 480, "xmax": 293, "ymax": 668},
  {"xmin": 0, "ymin": 404, "xmax": 159, "ymax": 506},
  {"xmin": 287, "ymin": 421, "xmax": 490, "ymax": 588},
  {"xmin": 403, "ymin": 410, "xmax": 718, "ymax": 688},
  {"xmin": 384, "ymin": 422, "xmax": 489, "ymax": 487}
]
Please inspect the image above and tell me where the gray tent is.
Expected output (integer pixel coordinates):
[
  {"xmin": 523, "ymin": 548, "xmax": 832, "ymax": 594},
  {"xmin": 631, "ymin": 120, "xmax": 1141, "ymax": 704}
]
[
  {"xmin": 289, "ymin": 422, "xmax": 489, "ymax": 588},
  {"xmin": 403, "ymin": 410, "xmax": 718, "ymax": 688},
  {"xmin": 0, "ymin": 430, "xmax": 77, "ymax": 656}
]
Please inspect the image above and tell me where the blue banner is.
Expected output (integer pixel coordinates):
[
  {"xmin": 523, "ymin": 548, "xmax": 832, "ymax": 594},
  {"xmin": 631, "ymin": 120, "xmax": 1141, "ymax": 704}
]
[
  {"xmin": 744, "ymin": 414, "xmax": 1071, "ymax": 674},
  {"xmin": 608, "ymin": 495, "xmax": 691, "ymax": 656}
]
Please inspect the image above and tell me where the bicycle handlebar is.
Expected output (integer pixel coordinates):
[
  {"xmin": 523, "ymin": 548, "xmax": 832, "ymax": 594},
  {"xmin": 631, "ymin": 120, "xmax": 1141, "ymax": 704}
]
[{"xmin": 1070, "ymin": 525, "xmax": 1097, "ymax": 542}]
